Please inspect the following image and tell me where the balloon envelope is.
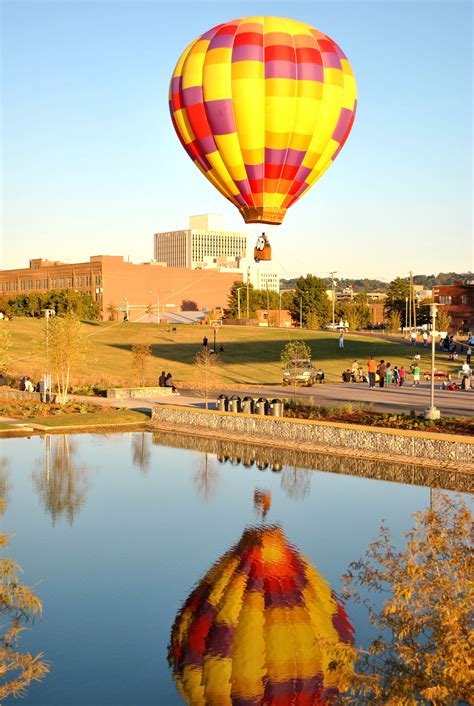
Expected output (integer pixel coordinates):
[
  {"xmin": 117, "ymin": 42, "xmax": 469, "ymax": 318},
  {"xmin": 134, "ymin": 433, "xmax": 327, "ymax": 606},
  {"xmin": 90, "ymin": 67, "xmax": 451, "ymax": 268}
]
[
  {"xmin": 169, "ymin": 16, "xmax": 357, "ymax": 225},
  {"xmin": 169, "ymin": 525, "xmax": 354, "ymax": 704}
]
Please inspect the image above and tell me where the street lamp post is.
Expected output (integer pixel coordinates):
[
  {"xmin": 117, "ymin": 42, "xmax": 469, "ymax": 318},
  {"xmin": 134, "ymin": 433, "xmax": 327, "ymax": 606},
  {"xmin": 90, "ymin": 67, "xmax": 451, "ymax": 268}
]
[
  {"xmin": 424, "ymin": 303, "xmax": 441, "ymax": 420},
  {"xmin": 300, "ymin": 296, "xmax": 303, "ymax": 329},
  {"xmin": 405, "ymin": 297, "xmax": 408, "ymax": 338},
  {"xmin": 237, "ymin": 287, "xmax": 242, "ymax": 320},
  {"xmin": 246, "ymin": 266, "xmax": 250, "ymax": 321},
  {"xmin": 278, "ymin": 290, "xmax": 282, "ymax": 327}
]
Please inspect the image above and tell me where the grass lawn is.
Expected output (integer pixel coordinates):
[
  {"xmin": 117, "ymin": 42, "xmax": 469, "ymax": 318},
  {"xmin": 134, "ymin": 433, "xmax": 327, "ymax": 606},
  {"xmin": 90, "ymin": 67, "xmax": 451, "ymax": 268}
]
[
  {"xmin": 27, "ymin": 409, "xmax": 150, "ymax": 427},
  {"xmin": 5, "ymin": 318, "xmax": 462, "ymax": 387}
]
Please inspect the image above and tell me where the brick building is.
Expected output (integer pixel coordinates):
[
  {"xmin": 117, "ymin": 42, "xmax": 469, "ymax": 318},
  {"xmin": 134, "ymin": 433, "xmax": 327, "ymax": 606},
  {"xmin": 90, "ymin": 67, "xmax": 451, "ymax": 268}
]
[
  {"xmin": 0, "ymin": 256, "xmax": 241, "ymax": 320},
  {"xmin": 433, "ymin": 281, "xmax": 474, "ymax": 332}
]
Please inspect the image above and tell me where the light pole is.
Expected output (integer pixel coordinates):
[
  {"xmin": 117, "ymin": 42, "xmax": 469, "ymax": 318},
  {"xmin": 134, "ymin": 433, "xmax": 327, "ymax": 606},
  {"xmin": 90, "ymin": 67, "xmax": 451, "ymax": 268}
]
[
  {"xmin": 156, "ymin": 293, "xmax": 160, "ymax": 324},
  {"xmin": 329, "ymin": 271, "xmax": 337, "ymax": 328},
  {"xmin": 300, "ymin": 296, "xmax": 303, "ymax": 329},
  {"xmin": 424, "ymin": 303, "xmax": 440, "ymax": 420},
  {"xmin": 246, "ymin": 266, "xmax": 250, "ymax": 320},
  {"xmin": 237, "ymin": 287, "xmax": 242, "ymax": 320},
  {"xmin": 278, "ymin": 290, "xmax": 282, "ymax": 328}
]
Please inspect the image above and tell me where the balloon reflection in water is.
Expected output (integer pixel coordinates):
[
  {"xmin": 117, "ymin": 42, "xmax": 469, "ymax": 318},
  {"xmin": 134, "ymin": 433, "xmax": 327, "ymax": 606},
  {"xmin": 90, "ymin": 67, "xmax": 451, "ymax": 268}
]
[{"xmin": 169, "ymin": 525, "xmax": 354, "ymax": 704}]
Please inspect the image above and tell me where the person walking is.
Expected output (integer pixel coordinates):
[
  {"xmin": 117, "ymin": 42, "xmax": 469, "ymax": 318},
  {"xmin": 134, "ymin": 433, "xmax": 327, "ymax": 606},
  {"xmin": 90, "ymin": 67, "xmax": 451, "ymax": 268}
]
[
  {"xmin": 411, "ymin": 331, "xmax": 417, "ymax": 347},
  {"xmin": 338, "ymin": 332, "xmax": 344, "ymax": 349},
  {"xmin": 399, "ymin": 365, "xmax": 406, "ymax": 387},
  {"xmin": 367, "ymin": 356, "xmax": 377, "ymax": 389},
  {"xmin": 466, "ymin": 346, "xmax": 472, "ymax": 365},
  {"xmin": 385, "ymin": 363, "xmax": 392, "ymax": 387},
  {"xmin": 202, "ymin": 336, "xmax": 208, "ymax": 348},
  {"xmin": 412, "ymin": 364, "xmax": 420, "ymax": 386},
  {"xmin": 393, "ymin": 366, "xmax": 400, "ymax": 386}
]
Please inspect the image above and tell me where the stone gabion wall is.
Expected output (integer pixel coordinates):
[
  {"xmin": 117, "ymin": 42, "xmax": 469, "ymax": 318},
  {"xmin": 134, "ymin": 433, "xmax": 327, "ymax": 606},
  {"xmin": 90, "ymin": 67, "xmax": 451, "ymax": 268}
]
[
  {"xmin": 151, "ymin": 406, "xmax": 474, "ymax": 464},
  {"xmin": 107, "ymin": 387, "xmax": 175, "ymax": 399}
]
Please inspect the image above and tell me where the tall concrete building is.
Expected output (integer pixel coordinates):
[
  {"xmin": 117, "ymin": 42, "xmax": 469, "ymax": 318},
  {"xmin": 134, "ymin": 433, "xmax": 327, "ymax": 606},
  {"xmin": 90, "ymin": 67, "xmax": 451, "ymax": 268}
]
[
  {"xmin": 154, "ymin": 215, "xmax": 247, "ymax": 270},
  {"xmin": 154, "ymin": 215, "xmax": 280, "ymax": 292}
]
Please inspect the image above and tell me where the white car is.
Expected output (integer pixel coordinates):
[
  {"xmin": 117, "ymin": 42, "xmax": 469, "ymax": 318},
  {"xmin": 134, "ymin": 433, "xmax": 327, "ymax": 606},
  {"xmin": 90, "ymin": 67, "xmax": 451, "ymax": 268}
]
[{"xmin": 282, "ymin": 359, "xmax": 316, "ymax": 386}]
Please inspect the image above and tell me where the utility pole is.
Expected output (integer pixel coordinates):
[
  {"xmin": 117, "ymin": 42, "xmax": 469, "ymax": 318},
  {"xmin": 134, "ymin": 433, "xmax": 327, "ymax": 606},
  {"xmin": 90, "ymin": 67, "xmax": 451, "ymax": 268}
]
[
  {"xmin": 246, "ymin": 266, "xmax": 250, "ymax": 321},
  {"xmin": 300, "ymin": 296, "xmax": 303, "ymax": 329},
  {"xmin": 329, "ymin": 271, "xmax": 337, "ymax": 328},
  {"xmin": 266, "ymin": 283, "xmax": 270, "ymax": 324},
  {"xmin": 278, "ymin": 290, "xmax": 282, "ymax": 328},
  {"xmin": 408, "ymin": 272, "xmax": 412, "ymax": 339},
  {"xmin": 412, "ymin": 271, "xmax": 417, "ymax": 334},
  {"xmin": 405, "ymin": 297, "xmax": 408, "ymax": 338}
]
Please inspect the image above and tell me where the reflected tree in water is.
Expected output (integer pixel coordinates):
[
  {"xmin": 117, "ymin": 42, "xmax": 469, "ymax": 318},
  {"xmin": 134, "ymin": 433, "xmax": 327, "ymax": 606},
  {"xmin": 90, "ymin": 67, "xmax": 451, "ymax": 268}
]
[
  {"xmin": 0, "ymin": 458, "xmax": 10, "ymax": 506},
  {"xmin": 33, "ymin": 435, "xmax": 88, "ymax": 525},
  {"xmin": 131, "ymin": 432, "xmax": 151, "ymax": 473},
  {"xmin": 280, "ymin": 466, "xmax": 311, "ymax": 500},
  {"xmin": 0, "ymin": 500, "xmax": 49, "ymax": 698},
  {"xmin": 193, "ymin": 452, "xmax": 219, "ymax": 501}
]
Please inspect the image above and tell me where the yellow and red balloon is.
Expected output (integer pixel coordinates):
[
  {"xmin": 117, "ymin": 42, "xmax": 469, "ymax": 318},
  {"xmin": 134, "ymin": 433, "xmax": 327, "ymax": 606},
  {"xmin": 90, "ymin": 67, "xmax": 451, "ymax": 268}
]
[
  {"xmin": 169, "ymin": 525, "xmax": 354, "ymax": 704},
  {"xmin": 169, "ymin": 16, "xmax": 357, "ymax": 225}
]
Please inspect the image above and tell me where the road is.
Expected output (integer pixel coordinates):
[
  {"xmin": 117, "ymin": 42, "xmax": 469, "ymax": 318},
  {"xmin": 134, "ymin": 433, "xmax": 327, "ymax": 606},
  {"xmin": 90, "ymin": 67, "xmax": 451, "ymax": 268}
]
[{"xmin": 172, "ymin": 382, "xmax": 474, "ymax": 418}]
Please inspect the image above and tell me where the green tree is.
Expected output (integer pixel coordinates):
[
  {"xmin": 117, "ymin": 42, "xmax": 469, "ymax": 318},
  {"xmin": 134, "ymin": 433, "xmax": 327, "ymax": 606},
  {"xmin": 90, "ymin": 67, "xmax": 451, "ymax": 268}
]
[
  {"xmin": 340, "ymin": 494, "xmax": 473, "ymax": 704},
  {"xmin": 388, "ymin": 310, "xmax": 402, "ymax": 332},
  {"xmin": 0, "ymin": 326, "xmax": 11, "ymax": 376},
  {"xmin": 289, "ymin": 275, "xmax": 330, "ymax": 328},
  {"xmin": 227, "ymin": 281, "xmax": 257, "ymax": 319},
  {"xmin": 281, "ymin": 339, "xmax": 312, "ymax": 400},
  {"xmin": 384, "ymin": 277, "xmax": 410, "ymax": 324}
]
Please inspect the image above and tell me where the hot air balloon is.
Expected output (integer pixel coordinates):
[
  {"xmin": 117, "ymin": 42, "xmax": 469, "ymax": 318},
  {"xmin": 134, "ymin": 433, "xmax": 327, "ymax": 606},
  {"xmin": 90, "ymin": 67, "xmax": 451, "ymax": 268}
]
[
  {"xmin": 169, "ymin": 16, "xmax": 357, "ymax": 239},
  {"xmin": 169, "ymin": 525, "xmax": 354, "ymax": 704}
]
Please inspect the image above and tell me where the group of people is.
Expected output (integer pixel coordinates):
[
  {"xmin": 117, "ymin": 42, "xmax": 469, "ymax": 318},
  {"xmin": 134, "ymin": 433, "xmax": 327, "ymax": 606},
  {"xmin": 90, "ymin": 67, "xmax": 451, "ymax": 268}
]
[
  {"xmin": 158, "ymin": 371, "xmax": 178, "ymax": 394},
  {"xmin": 18, "ymin": 376, "xmax": 39, "ymax": 392},
  {"xmin": 365, "ymin": 357, "xmax": 410, "ymax": 388}
]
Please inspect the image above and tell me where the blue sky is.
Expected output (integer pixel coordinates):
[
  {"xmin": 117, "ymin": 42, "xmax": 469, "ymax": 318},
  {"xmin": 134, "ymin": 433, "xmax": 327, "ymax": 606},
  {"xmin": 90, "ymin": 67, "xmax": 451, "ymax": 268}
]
[{"xmin": 1, "ymin": 0, "xmax": 472, "ymax": 280}]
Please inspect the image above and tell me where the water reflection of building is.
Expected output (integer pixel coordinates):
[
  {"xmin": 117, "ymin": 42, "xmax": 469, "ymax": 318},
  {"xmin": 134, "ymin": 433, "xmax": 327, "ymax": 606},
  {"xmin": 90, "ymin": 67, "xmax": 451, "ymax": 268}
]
[
  {"xmin": 33, "ymin": 435, "xmax": 88, "ymax": 525},
  {"xmin": 169, "ymin": 525, "xmax": 354, "ymax": 705}
]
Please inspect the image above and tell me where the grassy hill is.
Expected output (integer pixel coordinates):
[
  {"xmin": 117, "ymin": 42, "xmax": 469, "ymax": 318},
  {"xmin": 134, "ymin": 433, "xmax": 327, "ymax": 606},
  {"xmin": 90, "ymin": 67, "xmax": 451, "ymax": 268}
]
[{"xmin": 4, "ymin": 318, "xmax": 459, "ymax": 388}]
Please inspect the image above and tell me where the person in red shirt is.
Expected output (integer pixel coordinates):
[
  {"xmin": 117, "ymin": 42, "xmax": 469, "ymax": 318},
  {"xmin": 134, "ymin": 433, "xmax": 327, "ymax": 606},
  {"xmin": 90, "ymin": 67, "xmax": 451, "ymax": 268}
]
[
  {"xmin": 367, "ymin": 356, "xmax": 377, "ymax": 388},
  {"xmin": 399, "ymin": 365, "xmax": 406, "ymax": 387}
]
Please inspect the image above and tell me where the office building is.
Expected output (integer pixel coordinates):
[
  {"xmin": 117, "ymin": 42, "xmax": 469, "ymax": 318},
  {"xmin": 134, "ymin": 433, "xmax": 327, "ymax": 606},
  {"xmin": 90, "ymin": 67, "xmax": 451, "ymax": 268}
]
[
  {"xmin": 0, "ymin": 256, "xmax": 241, "ymax": 320},
  {"xmin": 154, "ymin": 215, "xmax": 247, "ymax": 270}
]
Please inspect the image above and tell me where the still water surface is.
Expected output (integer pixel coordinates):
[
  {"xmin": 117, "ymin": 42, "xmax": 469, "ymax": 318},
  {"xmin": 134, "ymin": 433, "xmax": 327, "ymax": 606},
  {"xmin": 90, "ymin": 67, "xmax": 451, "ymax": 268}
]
[{"xmin": 0, "ymin": 432, "xmax": 453, "ymax": 704}]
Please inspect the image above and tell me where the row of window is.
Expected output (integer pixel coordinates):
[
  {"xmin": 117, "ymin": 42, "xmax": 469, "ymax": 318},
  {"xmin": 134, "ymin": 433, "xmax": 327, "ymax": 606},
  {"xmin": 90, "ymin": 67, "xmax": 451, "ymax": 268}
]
[{"xmin": 0, "ymin": 274, "xmax": 101, "ymax": 293}]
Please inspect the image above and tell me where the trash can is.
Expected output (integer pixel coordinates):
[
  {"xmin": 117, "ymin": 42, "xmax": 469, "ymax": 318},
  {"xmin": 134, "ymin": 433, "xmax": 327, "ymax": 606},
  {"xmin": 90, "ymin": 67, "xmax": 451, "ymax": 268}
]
[
  {"xmin": 255, "ymin": 397, "xmax": 268, "ymax": 415},
  {"xmin": 269, "ymin": 398, "xmax": 284, "ymax": 417},
  {"xmin": 241, "ymin": 396, "xmax": 255, "ymax": 414},
  {"xmin": 216, "ymin": 394, "xmax": 228, "ymax": 411},
  {"xmin": 228, "ymin": 395, "xmax": 241, "ymax": 413}
]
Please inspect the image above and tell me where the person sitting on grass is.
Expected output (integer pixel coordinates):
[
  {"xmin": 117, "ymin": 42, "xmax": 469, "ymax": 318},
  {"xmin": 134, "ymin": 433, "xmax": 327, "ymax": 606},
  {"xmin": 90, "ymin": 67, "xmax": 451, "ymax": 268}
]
[{"xmin": 342, "ymin": 369, "xmax": 352, "ymax": 383}]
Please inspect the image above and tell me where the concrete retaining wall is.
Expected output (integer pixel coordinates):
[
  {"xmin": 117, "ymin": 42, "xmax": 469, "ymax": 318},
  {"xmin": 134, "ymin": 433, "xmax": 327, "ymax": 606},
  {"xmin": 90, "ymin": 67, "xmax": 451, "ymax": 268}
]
[
  {"xmin": 0, "ymin": 388, "xmax": 57, "ymax": 403},
  {"xmin": 107, "ymin": 387, "xmax": 176, "ymax": 399},
  {"xmin": 151, "ymin": 406, "xmax": 474, "ymax": 464}
]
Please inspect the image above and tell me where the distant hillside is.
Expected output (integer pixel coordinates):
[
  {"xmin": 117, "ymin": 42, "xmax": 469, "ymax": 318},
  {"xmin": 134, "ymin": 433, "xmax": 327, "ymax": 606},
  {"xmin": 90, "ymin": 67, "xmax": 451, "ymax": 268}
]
[{"xmin": 280, "ymin": 273, "xmax": 473, "ymax": 292}]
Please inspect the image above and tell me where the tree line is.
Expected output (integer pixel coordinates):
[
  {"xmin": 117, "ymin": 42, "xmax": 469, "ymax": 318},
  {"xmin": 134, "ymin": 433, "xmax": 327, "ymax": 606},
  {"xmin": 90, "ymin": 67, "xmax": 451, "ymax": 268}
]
[{"xmin": 0, "ymin": 290, "xmax": 100, "ymax": 320}]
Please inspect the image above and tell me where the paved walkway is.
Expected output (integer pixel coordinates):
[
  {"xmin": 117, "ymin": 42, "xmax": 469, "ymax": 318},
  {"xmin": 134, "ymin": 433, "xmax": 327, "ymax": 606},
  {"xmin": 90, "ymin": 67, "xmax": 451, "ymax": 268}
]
[{"xmin": 69, "ymin": 382, "xmax": 473, "ymax": 418}]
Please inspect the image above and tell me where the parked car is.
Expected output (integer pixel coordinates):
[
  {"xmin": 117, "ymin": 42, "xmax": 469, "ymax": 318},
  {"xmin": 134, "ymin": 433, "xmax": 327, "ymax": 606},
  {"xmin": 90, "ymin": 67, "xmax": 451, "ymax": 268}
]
[{"xmin": 282, "ymin": 359, "xmax": 316, "ymax": 386}]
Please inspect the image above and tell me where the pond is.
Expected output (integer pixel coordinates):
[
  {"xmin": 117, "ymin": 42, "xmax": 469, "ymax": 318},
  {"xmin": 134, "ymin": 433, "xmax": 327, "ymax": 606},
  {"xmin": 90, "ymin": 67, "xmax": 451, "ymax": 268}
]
[{"xmin": 0, "ymin": 432, "xmax": 469, "ymax": 705}]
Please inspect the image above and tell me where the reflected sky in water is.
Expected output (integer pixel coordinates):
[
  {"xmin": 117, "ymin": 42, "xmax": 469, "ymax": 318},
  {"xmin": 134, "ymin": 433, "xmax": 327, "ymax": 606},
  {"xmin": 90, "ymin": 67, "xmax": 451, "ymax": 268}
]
[{"xmin": 0, "ymin": 432, "xmax": 442, "ymax": 704}]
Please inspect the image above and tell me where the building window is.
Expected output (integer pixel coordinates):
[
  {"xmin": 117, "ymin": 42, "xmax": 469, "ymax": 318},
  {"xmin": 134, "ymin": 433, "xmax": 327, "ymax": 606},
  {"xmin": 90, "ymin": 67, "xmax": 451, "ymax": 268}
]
[
  {"xmin": 85, "ymin": 275, "xmax": 92, "ymax": 287},
  {"xmin": 59, "ymin": 278, "xmax": 65, "ymax": 289},
  {"xmin": 35, "ymin": 279, "xmax": 41, "ymax": 290},
  {"xmin": 43, "ymin": 279, "xmax": 49, "ymax": 289},
  {"xmin": 51, "ymin": 279, "xmax": 56, "ymax": 289},
  {"xmin": 439, "ymin": 296, "xmax": 452, "ymax": 305},
  {"xmin": 27, "ymin": 280, "xmax": 32, "ymax": 290},
  {"xmin": 94, "ymin": 274, "xmax": 101, "ymax": 286},
  {"xmin": 5, "ymin": 282, "xmax": 11, "ymax": 292},
  {"xmin": 20, "ymin": 281, "xmax": 25, "ymax": 291},
  {"xmin": 77, "ymin": 275, "xmax": 83, "ymax": 287},
  {"xmin": 13, "ymin": 282, "xmax": 18, "ymax": 291},
  {"xmin": 67, "ymin": 277, "xmax": 73, "ymax": 288},
  {"xmin": 32, "ymin": 262, "xmax": 39, "ymax": 270},
  {"xmin": 461, "ymin": 295, "xmax": 467, "ymax": 305}
]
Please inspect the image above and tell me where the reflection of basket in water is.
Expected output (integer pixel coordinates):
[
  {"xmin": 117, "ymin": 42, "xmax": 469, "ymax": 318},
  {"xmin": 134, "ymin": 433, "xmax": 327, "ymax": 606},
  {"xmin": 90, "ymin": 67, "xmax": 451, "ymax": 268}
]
[{"xmin": 169, "ymin": 525, "xmax": 354, "ymax": 704}]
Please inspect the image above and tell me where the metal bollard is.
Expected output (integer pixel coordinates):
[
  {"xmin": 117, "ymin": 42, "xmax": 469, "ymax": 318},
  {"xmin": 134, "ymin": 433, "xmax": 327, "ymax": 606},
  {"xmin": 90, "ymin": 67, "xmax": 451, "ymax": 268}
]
[
  {"xmin": 255, "ymin": 397, "xmax": 268, "ymax": 415},
  {"xmin": 216, "ymin": 394, "xmax": 228, "ymax": 411},
  {"xmin": 228, "ymin": 395, "xmax": 241, "ymax": 413},
  {"xmin": 269, "ymin": 398, "xmax": 284, "ymax": 417},
  {"xmin": 241, "ymin": 396, "xmax": 255, "ymax": 414}
]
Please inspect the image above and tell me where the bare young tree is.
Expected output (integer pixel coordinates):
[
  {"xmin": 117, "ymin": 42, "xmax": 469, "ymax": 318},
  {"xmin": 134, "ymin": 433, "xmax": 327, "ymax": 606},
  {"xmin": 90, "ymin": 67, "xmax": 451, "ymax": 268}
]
[
  {"xmin": 193, "ymin": 348, "xmax": 221, "ymax": 409},
  {"xmin": 131, "ymin": 342, "xmax": 152, "ymax": 387},
  {"xmin": 46, "ymin": 313, "xmax": 88, "ymax": 404}
]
